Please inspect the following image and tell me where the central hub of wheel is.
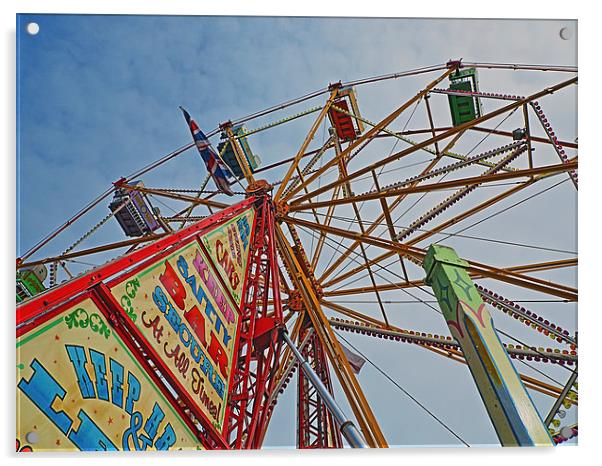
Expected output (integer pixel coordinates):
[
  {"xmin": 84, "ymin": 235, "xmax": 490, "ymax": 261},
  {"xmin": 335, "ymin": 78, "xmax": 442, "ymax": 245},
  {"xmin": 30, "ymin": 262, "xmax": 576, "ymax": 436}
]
[
  {"xmin": 245, "ymin": 179, "xmax": 273, "ymax": 195},
  {"xmin": 274, "ymin": 201, "xmax": 290, "ymax": 222}
]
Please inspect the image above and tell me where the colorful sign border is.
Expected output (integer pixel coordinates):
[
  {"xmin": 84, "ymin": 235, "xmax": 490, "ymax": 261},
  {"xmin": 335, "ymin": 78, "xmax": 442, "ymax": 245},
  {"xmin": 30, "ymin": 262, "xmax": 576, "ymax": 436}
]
[
  {"xmin": 16, "ymin": 291, "xmax": 204, "ymax": 451},
  {"xmin": 105, "ymin": 235, "xmax": 242, "ymax": 443}
]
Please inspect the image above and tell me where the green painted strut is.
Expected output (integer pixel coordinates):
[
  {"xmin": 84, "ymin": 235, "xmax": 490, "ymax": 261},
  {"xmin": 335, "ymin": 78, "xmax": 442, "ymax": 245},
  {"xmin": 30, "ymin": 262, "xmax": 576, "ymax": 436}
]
[{"xmin": 423, "ymin": 244, "xmax": 554, "ymax": 446}]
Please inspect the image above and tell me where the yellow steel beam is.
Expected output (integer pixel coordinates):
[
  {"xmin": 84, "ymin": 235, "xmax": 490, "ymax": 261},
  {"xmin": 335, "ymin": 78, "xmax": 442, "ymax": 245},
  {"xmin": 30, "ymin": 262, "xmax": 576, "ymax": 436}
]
[
  {"xmin": 406, "ymin": 181, "xmax": 538, "ymax": 247},
  {"xmin": 323, "ymin": 179, "xmax": 545, "ymax": 288},
  {"xmin": 325, "ymin": 250, "xmax": 577, "ymax": 294},
  {"xmin": 224, "ymin": 125, "xmax": 255, "ymax": 184},
  {"xmin": 371, "ymin": 170, "xmax": 410, "ymax": 283},
  {"xmin": 440, "ymin": 129, "xmax": 465, "ymax": 155},
  {"xmin": 289, "ymin": 160, "xmax": 577, "ymax": 212},
  {"xmin": 275, "ymin": 89, "xmax": 339, "ymax": 201},
  {"xmin": 291, "ymin": 76, "xmax": 578, "ymax": 206},
  {"xmin": 323, "ymin": 257, "xmax": 577, "ymax": 297},
  {"xmin": 505, "ymin": 258, "xmax": 578, "ymax": 274},
  {"xmin": 283, "ymin": 68, "xmax": 456, "ymax": 203},
  {"xmin": 120, "ymin": 183, "xmax": 230, "ymax": 209},
  {"xmin": 285, "ymin": 215, "xmax": 577, "ymax": 301},
  {"xmin": 332, "ymin": 134, "xmax": 390, "ymax": 325},
  {"xmin": 275, "ymin": 222, "xmax": 388, "ymax": 447},
  {"xmin": 18, "ymin": 233, "xmax": 167, "ymax": 269},
  {"xmin": 318, "ymin": 157, "xmax": 443, "ymax": 284},
  {"xmin": 467, "ymin": 260, "xmax": 577, "ymax": 300},
  {"xmin": 310, "ymin": 184, "xmax": 342, "ymax": 269},
  {"xmin": 316, "ymin": 143, "xmax": 562, "ymax": 286},
  {"xmin": 424, "ymin": 95, "xmax": 441, "ymax": 156},
  {"xmin": 281, "ymin": 134, "xmax": 336, "ymax": 198},
  {"xmin": 327, "ymin": 317, "xmax": 567, "ymax": 401},
  {"xmin": 285, "ymin": 215, "xmax": 425, "ymax": 261},
  {"xmin": 320, "ymin": 299, "xmax": 388, "ymax": 328}
]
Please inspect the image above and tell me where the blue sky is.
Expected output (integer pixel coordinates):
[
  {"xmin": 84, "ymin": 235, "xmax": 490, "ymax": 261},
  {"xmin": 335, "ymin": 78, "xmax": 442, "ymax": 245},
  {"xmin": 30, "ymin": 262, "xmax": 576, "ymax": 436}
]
[
  {"xmin": 16, "ymin": 14, "xmax": 577, "ymax": 448},
  {"xmin": 16, "ymin": 15, "xmax": 577, "ymax": 256}
]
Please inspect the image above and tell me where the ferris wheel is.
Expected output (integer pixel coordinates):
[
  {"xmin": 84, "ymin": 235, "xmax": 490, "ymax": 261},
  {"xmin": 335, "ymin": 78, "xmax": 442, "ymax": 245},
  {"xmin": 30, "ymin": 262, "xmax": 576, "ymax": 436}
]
[{"xmin": 16, "ymin": 59, "xmax": 578, "ymax": 450}]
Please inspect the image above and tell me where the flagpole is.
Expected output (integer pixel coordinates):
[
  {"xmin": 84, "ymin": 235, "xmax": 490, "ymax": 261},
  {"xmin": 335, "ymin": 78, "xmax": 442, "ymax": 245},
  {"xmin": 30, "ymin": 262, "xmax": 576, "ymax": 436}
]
[
  {"xmin": 180, "ymin": 106, "xmax": 248, "ymax": 195},
  {"xmin": 213, "ymin": 138, "xmax": 249, "ymax": 193}
]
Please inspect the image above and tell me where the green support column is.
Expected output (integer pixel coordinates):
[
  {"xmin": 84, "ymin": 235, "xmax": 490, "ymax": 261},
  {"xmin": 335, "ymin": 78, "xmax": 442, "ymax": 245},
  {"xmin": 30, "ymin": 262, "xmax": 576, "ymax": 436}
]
[{"xmin": 423, "ymin": 244, "xmax": 554, "ymax": 446}]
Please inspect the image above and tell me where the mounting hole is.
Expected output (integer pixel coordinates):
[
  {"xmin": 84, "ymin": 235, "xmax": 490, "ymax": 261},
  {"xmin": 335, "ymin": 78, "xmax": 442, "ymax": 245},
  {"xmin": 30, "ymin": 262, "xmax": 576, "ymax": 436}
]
[
  {"xmin": 559, "ymin": 27, "xmax": 572, "ymax": 40},
  {"xmin": 25, "ymin": 431, "xmax": 38, "ymax": 444},
  {"xmin": 26, "ymin": 22, "xmax": 40, "ymax": 35}
]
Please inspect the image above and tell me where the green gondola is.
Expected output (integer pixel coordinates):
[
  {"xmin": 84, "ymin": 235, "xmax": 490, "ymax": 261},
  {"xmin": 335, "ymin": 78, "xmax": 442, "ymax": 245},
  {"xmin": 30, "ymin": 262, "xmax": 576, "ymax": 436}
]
[{"xmin": 447, "ymin": 67, "xmax": 483, "ymax": 126}]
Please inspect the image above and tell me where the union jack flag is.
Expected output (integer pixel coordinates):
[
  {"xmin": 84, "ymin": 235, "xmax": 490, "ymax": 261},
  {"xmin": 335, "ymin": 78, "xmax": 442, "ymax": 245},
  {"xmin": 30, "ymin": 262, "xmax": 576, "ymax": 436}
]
[{"xmin": 180, "ymin": 106, "xmax": 234, "ymax": 196}]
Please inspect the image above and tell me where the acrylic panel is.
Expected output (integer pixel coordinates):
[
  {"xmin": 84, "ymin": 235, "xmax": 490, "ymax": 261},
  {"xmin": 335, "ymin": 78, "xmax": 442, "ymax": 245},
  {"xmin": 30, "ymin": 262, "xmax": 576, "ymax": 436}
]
[{"xmin": 16, "ymin": 14, "xmax": 577, "ymax": 450}]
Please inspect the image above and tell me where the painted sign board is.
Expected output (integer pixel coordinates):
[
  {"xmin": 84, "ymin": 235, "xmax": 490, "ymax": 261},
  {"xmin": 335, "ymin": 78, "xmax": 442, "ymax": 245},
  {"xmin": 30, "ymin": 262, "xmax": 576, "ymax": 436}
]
[
  {"xmin": 16, "ymin": 293, "xmax": 203, "ymax": 452},
  {"xmin": 200, "ymin": 206, "xmax": 256, "ymax": 306},
  {"xmin": 423, "ymin": 244, "xmax": 554, "ymax": 446},
  {"xmin": 107, "ymin": 237, "xmax": 241, "ymax": 439}
]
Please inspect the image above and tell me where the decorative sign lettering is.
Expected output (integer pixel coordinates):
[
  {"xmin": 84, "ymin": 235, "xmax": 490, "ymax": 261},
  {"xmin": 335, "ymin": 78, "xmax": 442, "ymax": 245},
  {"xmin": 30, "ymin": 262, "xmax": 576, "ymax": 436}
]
[
  {"xmin": 109, "ymin": 240, "xmax": 240, "ymax": 436},
  {"xmin": 200, "ymin": 206, "xmax": 255, "ymax": 306},
  {"xmin": 16, "ymin": 297, "xmax": 202, "ymax": 451}
]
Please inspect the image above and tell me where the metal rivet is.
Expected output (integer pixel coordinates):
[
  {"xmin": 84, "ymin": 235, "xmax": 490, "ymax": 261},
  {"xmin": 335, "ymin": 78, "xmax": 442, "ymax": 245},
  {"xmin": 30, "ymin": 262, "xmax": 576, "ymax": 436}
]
[
  {"xmin": 25, "ymin": 431, "xmax": 38, "ymax": 444},
  {"xmin": 559, "ymin": 27, "xmax": 572, "ymax": 40},
  {"xmin": 26, "ymin": 22, "xmax": 40, "ymax": 35}
]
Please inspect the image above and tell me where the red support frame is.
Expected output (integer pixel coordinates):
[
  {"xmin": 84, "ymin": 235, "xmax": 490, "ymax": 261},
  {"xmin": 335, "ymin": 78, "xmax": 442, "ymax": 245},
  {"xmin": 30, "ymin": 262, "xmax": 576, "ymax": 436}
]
[
  {"xmin": 17, "ymin": 197, "xmax": 258, "ymax": 326},
  {"xmin": 297, "ymin": 319, "xmax": 343, "ymax": 449},
  {"xmin": 226, "ymin": 196, "xmax": 284, "ymax": 448}
]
